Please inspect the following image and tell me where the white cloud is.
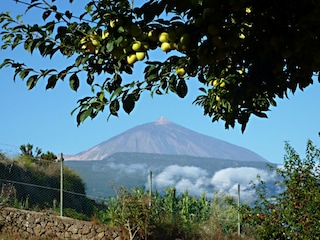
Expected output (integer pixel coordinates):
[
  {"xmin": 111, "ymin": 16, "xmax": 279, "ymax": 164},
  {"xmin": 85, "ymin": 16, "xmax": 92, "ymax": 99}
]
[
  {"xmin": 210, "ymin": 167, "xmax": 277, "ymax": 201},
  {"xmin": 152, "ymin": 165, "xmax": 279, "ymax": 202},
  {"xmin": 106, "ymin": 162, "xmax": 149, "ymax": 174},
  {"xmin": 153, "ymin": 165, "xmax": 210, "ymax": 195}
]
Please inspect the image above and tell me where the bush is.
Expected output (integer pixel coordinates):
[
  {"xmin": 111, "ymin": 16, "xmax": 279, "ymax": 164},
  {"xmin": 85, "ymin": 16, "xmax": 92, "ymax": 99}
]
[
  {"xmin": 95, "ymin": 186, "xmax": 252, "ymax": 240},
  {"xmin": 242, "ymin": 140, "xmax": 320, "ymax": 239},
  {"xmin": 0, "ymin": 155, "xmax": 97, "ymax": 219}
]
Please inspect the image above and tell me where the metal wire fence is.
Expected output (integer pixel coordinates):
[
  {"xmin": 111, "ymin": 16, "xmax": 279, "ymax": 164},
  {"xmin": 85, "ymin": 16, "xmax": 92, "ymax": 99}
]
[{"xmin": 0, "ymin": 153, "xmax": 98, "ymax": 219}]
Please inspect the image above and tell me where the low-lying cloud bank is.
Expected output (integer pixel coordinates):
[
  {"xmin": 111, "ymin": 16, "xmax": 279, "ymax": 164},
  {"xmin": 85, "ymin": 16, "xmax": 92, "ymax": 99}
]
[
  {"xmin": 90, "ymin": 161, "xmax": 281, "ymax": 202},
  {"xmin": 153, "ymin": 165, "xmax": 279, "ymax": 202}
]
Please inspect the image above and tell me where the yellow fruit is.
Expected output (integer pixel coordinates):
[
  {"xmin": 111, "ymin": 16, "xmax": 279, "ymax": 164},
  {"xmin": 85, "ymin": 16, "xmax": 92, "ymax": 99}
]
[
  {"xmin": 246, "ymin": 7, "xmax": 252, "ymax": 14},
  {"xmin": 80, "ymin": 37, "xmax": 87, "ymax": 45},
  {"xmin": 132, "ymin": 41, "xmax": 142, "ymax": 51},
  {"xmin": 110, "ymin": 20, "xmax": 116, "ymax": 28},
  {"xmin": 212, "ymin": 105, "xmax": 218, "ymax": 111},
  {"xmin": 215, "ymin": 95, "xmax": 221, "ymax": 101},
  {"xmin": 90, "ymin": 37, "xmax": 100, "ymax": 46},
  {"xmin": 127, "ymin": 54, "xmax": 137, "ymax": 65},
  {"xmin": 175, "ymin": 67, "xmax": 186, "ymax": 77},
  {"xmin": 102, "ymin": 30, "xmax": 109, "ymax": 40},
  {"xmin": 239, "ymin": 33, "xmax": 246, "ymax": 39},
  {"xmin": 159, "ymin": 32, "xmax": 170, "ymax": 43},
  {"xmin": 220, "ymin": 82, "xmax": 226, "ymax": 88},
  {"xmin": 161, "ymin": 42, "xmax": 171, "ymax": 52},
  {"xmin": 109, "ymin": 18, "xmax": 122, "ymax": 28},
  {"xmin": 136, "ymin": 51, "xmax": 146, "ymax": 61},
  {"xmin": 213, "ymin": 79, "xmax": 219, "ymax": 87},
  {"xmin": 147, "ymin": 30, "xmax": 159, "ymax": 41}
]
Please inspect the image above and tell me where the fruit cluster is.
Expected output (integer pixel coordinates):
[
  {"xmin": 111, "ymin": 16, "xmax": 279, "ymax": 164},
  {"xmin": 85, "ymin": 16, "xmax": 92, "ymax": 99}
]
[{"xmin": 79, "ymin": 17, "xmax": 197, "ymax": 78}]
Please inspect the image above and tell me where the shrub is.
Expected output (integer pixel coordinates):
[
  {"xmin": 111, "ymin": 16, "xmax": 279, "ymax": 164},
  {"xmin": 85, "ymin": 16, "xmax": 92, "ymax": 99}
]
[
  {"xmin": 96, "ymin": 186, "xmax": 253, "ymax": 240},
  {"xmin": 242, "ymin": 140, "xmax": 320, "ymax": 239}
]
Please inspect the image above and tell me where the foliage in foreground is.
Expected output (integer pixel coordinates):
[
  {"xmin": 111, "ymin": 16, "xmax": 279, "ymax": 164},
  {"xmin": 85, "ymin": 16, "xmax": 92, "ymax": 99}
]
[
  {"xmin": 95, "ymin": 186, "xmax": 249, "ymax": 240},
  {"xmin": 1, "ymin": 0, "xmax": 320, "ymax": 131},
  {"xmin": 0, "ymin": 146, "xmax": 97, "ymax": 219},
  {"xmin": 242, "ymin": 140, "xmax": 320, "ymax": 240}
]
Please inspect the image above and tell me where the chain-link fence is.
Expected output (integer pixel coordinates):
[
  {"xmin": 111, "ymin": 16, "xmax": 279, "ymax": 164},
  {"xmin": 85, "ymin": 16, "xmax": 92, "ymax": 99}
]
[{"xmin": 0, "ymin": 153, "xmax": 99, "ymax": 219}]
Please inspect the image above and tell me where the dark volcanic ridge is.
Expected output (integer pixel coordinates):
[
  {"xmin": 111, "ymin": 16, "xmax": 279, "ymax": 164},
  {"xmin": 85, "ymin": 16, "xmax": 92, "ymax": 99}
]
[{"xmin": 64, "ymin": 117, "xmax": 267, "ymax": 162}]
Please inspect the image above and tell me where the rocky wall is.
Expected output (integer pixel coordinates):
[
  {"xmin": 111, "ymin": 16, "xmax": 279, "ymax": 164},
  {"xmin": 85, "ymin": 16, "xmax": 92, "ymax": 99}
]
[{"xmin": 0, "ymin": 207, "xmax": 127, "ymax": 239}]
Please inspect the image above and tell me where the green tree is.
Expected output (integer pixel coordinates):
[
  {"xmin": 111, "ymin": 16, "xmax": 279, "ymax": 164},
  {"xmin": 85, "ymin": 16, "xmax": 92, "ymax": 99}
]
[
  {"xmin": 242, "ymin": 140, "xmax": 320, "ymax": 239},
  {"xmin": 19, "ymin": 143, "xmax": 42, "ymax": 158},
  {"xmin": 1, "ymin": 0, "xmax": 320, "ymax": 131},
  {"xmin": 19, "ymin": 143, "xmax": 57, "ymax": 165},
  {"xmin": 40, "ymin": 151, "xmax": 58, "ymax": 161}
]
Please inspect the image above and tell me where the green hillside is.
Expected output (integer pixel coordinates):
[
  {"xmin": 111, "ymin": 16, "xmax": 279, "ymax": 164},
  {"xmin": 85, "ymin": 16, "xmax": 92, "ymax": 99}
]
[{"xmin": 65, "ymin": 152, "xmax": 275, "ymax": 200}]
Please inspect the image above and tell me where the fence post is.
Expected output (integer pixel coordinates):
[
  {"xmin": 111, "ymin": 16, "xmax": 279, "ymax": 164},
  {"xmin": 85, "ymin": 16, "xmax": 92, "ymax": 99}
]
[
  {"xmin": 149, "ymin": 170, "xmax": 152, "ymax": 207},
  {"xmin": 237, "ymin": 183, "xmax": 241, "ymax": 236},
  {"xmin": 60, "ymin": 153, "xmax": 64, "ymax": 217}
]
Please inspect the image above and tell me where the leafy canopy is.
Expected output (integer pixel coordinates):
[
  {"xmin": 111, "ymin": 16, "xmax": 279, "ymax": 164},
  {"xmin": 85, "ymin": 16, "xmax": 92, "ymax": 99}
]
[{"xmin": 1, "ymin": 0, "xmax": 320, "ymax": 131}]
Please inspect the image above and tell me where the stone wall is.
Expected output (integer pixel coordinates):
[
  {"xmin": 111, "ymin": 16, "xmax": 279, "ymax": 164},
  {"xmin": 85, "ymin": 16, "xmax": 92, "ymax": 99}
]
[{"xmin": 0, "ymin": 207, "xmax": 127, "ymax": 239}]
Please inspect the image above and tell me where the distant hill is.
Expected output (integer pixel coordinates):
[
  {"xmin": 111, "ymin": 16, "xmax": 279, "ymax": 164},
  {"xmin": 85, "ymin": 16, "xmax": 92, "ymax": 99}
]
[
  {"xmin": 65, "ymin": 117, "xmax": 267, "ymax": 162},
  {"xmin": 65, "ymin": 152, "xmax": 274, "ymax": 200}
]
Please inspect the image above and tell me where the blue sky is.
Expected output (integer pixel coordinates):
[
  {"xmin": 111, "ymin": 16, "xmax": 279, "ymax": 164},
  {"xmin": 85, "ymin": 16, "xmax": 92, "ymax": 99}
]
[{"xmin": 1, "ymin": 0, "xmax": 320, "ymax": 164}]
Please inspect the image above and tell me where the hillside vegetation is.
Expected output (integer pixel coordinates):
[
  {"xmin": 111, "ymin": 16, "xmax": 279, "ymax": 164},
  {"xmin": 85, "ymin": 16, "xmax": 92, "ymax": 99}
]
[{"xmin": 0, "ymin": 149, "xmax": 97, "ymax": 219}]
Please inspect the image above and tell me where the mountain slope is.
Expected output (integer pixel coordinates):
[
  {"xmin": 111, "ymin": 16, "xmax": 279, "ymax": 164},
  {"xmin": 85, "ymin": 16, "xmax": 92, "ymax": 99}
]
[{"xmin": 65, "ymin": 117, "xmax": 267, "ymax": 162}]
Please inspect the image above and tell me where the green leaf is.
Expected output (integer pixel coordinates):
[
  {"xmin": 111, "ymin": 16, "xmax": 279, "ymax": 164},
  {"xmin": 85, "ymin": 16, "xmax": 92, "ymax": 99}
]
[
  {"xmin": 19, "ymin": 68, "xmax": 32, "ymax": 80},
  {"xmin": 69, "ymin": 73, "xmax": 79, "ymax": 91},
  {"xmin": 106, "ymin": 41, "xmax": 114, "ymax": 52},
  {"xmin": 42, "ymin": 10, "xmax": 52, "ymax": 21},
  {"xmin": 176, "ymin": 79, "xmax": 188, "ymax": 98},
  {"xmin": 26, "ymin": 75, "xmax": 39, "ymax": 90},
  {"xmin": 44, "ymin": 21, "xmax": 55, "ymax": 34},
  {"xmin": 87, "ymin": 74, "xmax": 94, "ymax": 85},
  {"xmin": 12, "ymin": 34, "xmax": 22, "ymax": 49},
  {"xmin": 65, "ymin": 10, "xmax": 72, "ymax": 19},
  {"xmin": 110, "ymin": 86, "xmax": 123, "ymax": 100},
  {"xmin": 26, "ymin": 3, "xmax": 42, "ymax": 13},
  {"xmin": 46, "ymin": 75, "xmax": 58, "ymax": 89},
  {"xmin": 0, "ymin": 58, "xmax": 13, "ymax": 69},
  {"xmin": 76, "ymin": 108, "xmax": 91, "ymax": 125},
  {"xmin": 253, "ymin": 111, "xmax": 268, "ymax": 118},
  {"xmin": 199, "ymin": 87, "xmax": 207, "ymax": 93},
  {"xmin": 123, "ymin": 94, "xmax": 135, "ymax": 114},
  {"xmin": 110, "ymin": 99, "xmax": 120, "ymax": 116}
]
